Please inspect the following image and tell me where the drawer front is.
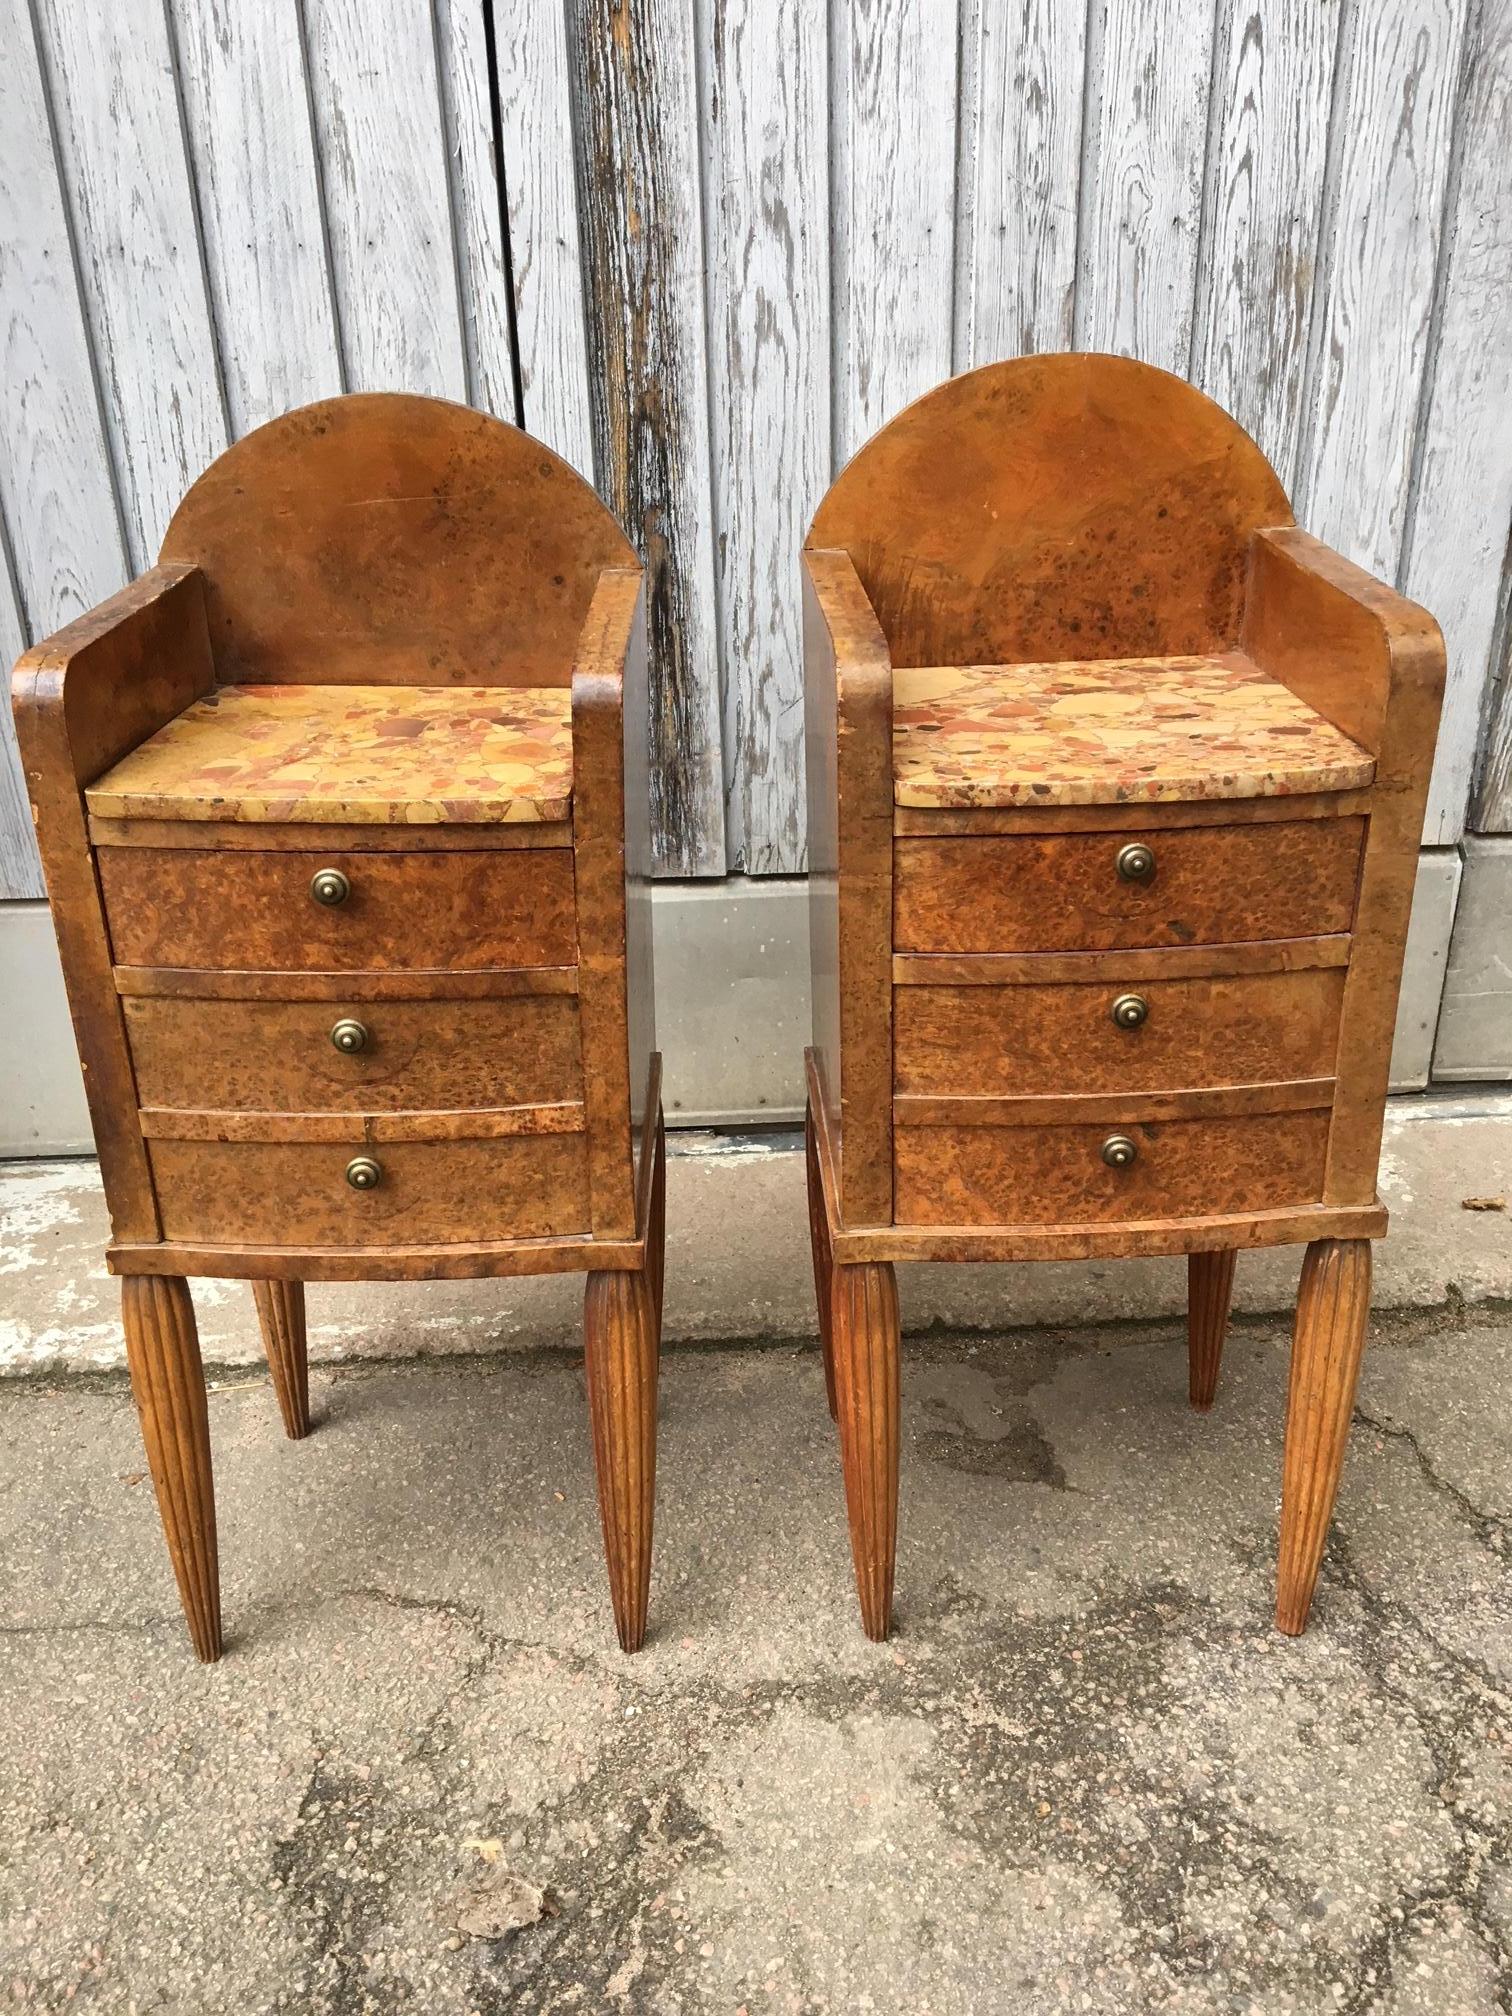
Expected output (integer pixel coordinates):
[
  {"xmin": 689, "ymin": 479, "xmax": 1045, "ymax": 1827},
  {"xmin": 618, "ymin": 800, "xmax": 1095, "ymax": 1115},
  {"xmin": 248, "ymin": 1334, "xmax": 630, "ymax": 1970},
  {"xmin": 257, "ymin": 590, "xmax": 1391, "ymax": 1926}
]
[
  {"xmin": 100, "ymin": 847, "xmax": 576, "ymax": 971},
  {"xmin": 894, "ymin": 1111, "xmax": 1328, "ymax": 1226},
  {"xmin": 893, "ymin": 820, "xmax": 1364, "ymax": 954},
  {"xmin": 894, "ymin": 967, "xmax": 1345, "ymax": 1097},
  {"xmin": 149, "ymin": 1135, "xmax": 589, "ymax": 1246},
  {"xmin": 124, "ymin": 994, "xmax": 582, "ymax": 1113}
]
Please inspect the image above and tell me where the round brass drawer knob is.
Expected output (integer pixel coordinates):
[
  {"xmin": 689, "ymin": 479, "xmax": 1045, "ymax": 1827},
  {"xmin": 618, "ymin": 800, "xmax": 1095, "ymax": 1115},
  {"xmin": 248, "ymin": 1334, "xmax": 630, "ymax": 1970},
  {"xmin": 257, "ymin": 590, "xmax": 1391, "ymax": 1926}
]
[
  {"xmin": 1101, "ymin": 1134, "xmax": 1138, "ymax": 1170},
  {"xmin": 345, "ymin": 1155, "xmax": 382, "ymax": 1191},
  {"xmin": 330, "ymin": 1017, "xmax": 369, "ymax": 1055},
  {"xmin": 310, "ymin": 867, "xmax": 351, "ymax": 907},
  {"xmin": 1111, "ymin": 992, "xmax": 1149, "ymax": 1030},
  {"xmin": 1115, "ymin": 842, "xmax": 1156, "ymax": 884}
]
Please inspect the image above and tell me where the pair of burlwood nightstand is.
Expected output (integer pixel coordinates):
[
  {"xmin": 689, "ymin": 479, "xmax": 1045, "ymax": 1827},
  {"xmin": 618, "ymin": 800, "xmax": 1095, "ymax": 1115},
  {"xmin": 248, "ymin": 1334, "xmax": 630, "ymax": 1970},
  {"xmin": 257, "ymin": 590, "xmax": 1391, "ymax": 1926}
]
[{"xmin": 14, "ymin": 358, "xmax": 1443, "ymax": 1663}]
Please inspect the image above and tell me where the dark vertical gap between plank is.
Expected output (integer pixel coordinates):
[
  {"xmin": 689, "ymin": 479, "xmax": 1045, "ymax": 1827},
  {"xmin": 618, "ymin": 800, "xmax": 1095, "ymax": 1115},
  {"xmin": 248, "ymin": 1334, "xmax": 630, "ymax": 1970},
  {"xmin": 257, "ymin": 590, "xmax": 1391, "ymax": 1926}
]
[
  {"xmin": 24, "ymin": 0, "xmax": 134, "ymax": 587},
  {"xmin": 1070, "ymin": 0, "xmax": 1104, "ymax": 351},
  {"xmin": 429, "ymin": 0, "xmax": 484, "ymax": 411},
  {"xmin": 482, "ymin": 0, "xmax": 528, "ymax": 429},
  {"xmin": 1293, "ymin": 0, "xmax": 1356, "ymax": 512},
  {"xmin": 1397, "ymin": 0, "xmax": 1481, "ymax": 595},
  {"xmin": 1187, "ymin": 0, "xmax": 1233, "ymax": 387},
  {"xmin": 292, "ymin": 0, "xmax": 351, "ymax": 395},
  {"xmin": 158, "ymin": 0, "xmax": 234, "ymax": 444}
]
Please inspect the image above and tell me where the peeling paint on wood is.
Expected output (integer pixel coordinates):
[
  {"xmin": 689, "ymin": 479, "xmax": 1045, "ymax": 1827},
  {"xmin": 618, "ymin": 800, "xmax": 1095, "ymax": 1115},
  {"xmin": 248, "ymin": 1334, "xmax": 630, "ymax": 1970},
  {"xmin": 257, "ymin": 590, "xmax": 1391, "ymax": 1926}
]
[{"xmin": 569, "ymin": 0, "xmax": 726, "ymax": 876}]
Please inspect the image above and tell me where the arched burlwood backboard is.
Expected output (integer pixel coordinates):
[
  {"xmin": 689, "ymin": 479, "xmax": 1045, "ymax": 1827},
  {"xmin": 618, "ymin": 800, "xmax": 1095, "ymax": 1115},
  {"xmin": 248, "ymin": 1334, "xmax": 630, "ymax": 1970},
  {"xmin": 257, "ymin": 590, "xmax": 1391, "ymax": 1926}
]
[
  {"xmin": 808, "ymin": 355, "xmax": 1294, "ymax": 668},
  {"xmin": 161, "ymin": 394, "xmax": 636, "ymax": 688}
]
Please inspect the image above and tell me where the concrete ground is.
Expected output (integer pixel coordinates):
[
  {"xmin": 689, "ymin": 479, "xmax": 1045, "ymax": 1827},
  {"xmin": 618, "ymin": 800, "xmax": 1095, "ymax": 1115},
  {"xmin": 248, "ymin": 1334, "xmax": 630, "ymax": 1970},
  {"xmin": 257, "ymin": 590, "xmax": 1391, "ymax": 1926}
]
[{"xmin": 1, "ymin": 1105, "xmax": 1510, "ymax": 2012}]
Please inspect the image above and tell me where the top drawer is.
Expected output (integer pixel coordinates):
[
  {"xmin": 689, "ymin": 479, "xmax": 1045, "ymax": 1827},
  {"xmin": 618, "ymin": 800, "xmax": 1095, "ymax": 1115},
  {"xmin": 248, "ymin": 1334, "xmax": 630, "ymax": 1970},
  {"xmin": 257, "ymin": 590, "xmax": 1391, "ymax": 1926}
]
[
  {"xmin": 894, "ymin": 819, "xmax": 1364, "ymax": 955},
  {"xmin": 100, "ymin": 846, "xmax": 577, "ymax": 972}
]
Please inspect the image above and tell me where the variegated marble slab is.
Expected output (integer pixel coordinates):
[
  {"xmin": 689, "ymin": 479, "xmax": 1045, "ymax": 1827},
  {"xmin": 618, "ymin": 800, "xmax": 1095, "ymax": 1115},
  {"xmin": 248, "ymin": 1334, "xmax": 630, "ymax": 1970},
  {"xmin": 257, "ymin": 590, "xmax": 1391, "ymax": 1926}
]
[
  {"xmin": 892, "ymin": 654, "xmax": 1376, "ymax": 808},
  {"xmin": 86, "ymin": 684, "xmax": 573, "ymax": 825}
]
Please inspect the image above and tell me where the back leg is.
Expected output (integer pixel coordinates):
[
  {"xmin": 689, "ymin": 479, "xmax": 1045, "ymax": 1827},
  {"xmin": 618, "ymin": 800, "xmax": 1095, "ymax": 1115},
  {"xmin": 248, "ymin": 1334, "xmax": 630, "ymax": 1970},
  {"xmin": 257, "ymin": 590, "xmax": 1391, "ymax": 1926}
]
[{"xmin": 1187, "ymin": 1251, "xmax": 1237, "ymax": 1411}]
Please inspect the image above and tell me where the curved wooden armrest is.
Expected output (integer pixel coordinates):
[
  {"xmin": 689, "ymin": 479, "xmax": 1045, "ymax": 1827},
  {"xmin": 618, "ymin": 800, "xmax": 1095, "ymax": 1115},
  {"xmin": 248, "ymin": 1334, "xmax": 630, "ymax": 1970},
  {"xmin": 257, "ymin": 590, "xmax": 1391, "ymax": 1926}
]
[
  {"xmin": 571, "ymin": 565, "xmax": 649, "ymax": 1241},
  {"xmin": 1242, "ymin": 527, "xmax": 1445, "ymax": 761},
  {"xmin": 802, "ymin": 549, "xmax": 894, "ymax": 1225},
  {"xmin": 8, "ymin": 563, "xmax": 211, "ymax": 1247},
  {"xmin": 11, "ymin": 562, "xmax": 212, "ymax": 791}
]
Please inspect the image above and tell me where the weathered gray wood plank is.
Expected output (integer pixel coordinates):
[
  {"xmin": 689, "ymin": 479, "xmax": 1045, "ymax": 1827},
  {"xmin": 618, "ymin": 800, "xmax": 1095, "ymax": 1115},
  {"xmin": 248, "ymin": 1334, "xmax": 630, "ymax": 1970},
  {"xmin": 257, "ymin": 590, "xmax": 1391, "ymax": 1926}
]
[
  {"xmin": 1299, "ymin": 0, "xmax": 1471, "ymax": 580},
  {"xmin": 0, "ymin": 0, "xmax": 128, "ymax": 631},
  {"xmin": 303, "ymin": 0, "xmax": 469, "ymax": 399},
  {"xmin": 833, "ymin": 0, "xmax": 961, "ymax": 461},
  {"xmin": 1408, "ymin": 3, "xmax": 1512, "ymax": 844},
  {"xmin": 1192, "ymin": 0, "xmax": 1341, "ymax": 483},
  {"xmin": 1076, "ymin": 0, "xmax": 1216, "ymax": 371},
  {"xmin": 700, "ymin": 0, "xmax": 828, "ymax": 874},
  {"xmin": 0, "ymin": 535, "xmax": 42, "ymax": 898},
  {"xmin": 1473, "ymin": 618, "xmax": 1512, "ymax": 833},
  {"xmin": 497, "ymin": 0, "xmax": 595, "ymax": 475},
  {"xmin": 168, "ymin": 0, "xmax": 343, "ymax": 434},
  {"xmin": 961, "ymin": 0, "xmax": 1087, "ymax": 362},
  {"xmin": 34, "ymin": 0, "xmax": 228, "ymax": 567},
  {"xmin": 435, "ymin": 0, "xmax": 519, "ymax": 422},
  {"xmin": 570, "ymin": 0, "xmax": 726, "ymax": 876}
]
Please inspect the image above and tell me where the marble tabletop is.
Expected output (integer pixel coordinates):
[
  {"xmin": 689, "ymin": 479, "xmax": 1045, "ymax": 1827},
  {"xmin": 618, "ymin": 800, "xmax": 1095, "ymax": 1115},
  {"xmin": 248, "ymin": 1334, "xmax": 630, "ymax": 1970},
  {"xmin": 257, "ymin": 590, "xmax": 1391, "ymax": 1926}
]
[
  {"xmin": 86, "ymin": 683, "xmax": 574, "ymax": 826},
  {"xmin": 892, "ymin": 654, "xmax": 1375, "ymax": 809}
]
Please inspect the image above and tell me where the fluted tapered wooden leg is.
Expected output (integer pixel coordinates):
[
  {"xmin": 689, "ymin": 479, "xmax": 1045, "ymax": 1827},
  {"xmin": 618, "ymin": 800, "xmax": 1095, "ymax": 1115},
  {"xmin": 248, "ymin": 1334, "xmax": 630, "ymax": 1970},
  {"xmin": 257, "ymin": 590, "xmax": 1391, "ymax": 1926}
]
[
  {"xmin": 584, "ymin": 1270, "xmax": 658, "ymax": 1653},
  {"xmin": 1276, "ymin": 1238, "xmax": 1372, "ymax": 1636},
  {"xmin": 121, "ymin": 1276, "xmax": 221, "ymax": 1663},
  {"xmin": 646, "ymin": 1111, "xmax": 666, "ymax": 1339},
  {"xmin": 805, "ymin": 1100, "xmax": 838, "ymax": 1422},
  {"xmin": 832, "ymin": 1261, "xmax": 901, "ymax": 1641},
  {"xmin": 1187, "ymin": 1250, "xmax": 1237, "ymax": 1411},
  {"xmin": 252, "ymin": 1279, "xmax": 309, "ymax": 1440}
]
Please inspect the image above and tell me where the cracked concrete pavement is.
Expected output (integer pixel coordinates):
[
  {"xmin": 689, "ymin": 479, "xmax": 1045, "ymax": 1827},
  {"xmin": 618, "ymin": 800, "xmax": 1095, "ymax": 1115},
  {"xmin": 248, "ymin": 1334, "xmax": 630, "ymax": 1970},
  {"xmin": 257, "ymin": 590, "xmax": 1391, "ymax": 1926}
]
[
  {"xmin": 2, "ymin": 1308, "xmax": 1511, "ymax": 2012},
  {"xmin": 2, "ymin": 1110, "xmax": 1511, "ymax": 2010}
]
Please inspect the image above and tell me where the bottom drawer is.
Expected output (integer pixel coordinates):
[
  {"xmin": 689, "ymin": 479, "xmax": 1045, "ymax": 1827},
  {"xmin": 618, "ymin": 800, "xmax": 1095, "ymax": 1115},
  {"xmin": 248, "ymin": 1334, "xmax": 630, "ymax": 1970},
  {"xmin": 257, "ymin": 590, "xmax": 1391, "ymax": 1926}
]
[
  {"xmin": 894, "ymin": 1111, "xmax": 1328, "ymax": 1227},
  {"xmin": 149, "ymin": 1135, "xmax": 589, "ymax": 1247}
]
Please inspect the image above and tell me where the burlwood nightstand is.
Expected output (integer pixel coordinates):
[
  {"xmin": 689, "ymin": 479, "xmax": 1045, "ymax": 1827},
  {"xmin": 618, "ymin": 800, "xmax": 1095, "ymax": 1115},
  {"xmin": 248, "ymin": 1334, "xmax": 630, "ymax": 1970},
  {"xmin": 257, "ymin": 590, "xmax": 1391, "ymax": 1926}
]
[
  {"xmin": 803, "ymin": 354, "xmax": 1444, "ymax": 1642},
  {"xmin": 13, "ymin": 394, "xmax": 664, "ymax": 1660}
]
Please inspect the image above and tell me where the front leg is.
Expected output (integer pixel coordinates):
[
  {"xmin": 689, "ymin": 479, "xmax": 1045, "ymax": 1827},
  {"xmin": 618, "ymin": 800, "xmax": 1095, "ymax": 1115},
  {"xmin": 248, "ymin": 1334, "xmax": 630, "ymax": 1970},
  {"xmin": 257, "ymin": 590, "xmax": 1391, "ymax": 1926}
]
[
  {"xmin": 122, "ymin": 1276, "xmax": 221, "ymax": 1662},
  {"xmin": 831, "ymin": 1261, "xmax": 901, "ymax": 1641},
  {"xmin": 584, "ymin": 1270, "xmax": 659, "ymax": 1652},
  {"xmin": 1276, "ymin": 1239, "xmax": 1372, "ymax": 1635}
]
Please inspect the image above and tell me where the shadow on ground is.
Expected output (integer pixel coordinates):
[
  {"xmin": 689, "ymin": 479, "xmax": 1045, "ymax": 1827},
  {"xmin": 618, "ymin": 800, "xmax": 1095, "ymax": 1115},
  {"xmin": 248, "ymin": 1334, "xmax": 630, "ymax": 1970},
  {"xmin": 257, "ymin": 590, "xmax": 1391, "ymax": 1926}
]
[{"xmin": 1, "ymin": 1314, "xmax": 1510, "ymax": 2012}]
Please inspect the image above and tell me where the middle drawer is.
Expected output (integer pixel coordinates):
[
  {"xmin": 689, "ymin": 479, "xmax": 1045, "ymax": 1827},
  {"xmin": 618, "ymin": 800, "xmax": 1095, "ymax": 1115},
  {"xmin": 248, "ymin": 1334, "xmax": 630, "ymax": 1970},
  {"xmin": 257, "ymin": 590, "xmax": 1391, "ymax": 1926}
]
[
  {"xmin": 123, "ymin": 990, "xmax": 582, "ymax": 1113},
  {"xmin": 894, "ymin": 961, "xmax": 1345, "ymax": 1097}
]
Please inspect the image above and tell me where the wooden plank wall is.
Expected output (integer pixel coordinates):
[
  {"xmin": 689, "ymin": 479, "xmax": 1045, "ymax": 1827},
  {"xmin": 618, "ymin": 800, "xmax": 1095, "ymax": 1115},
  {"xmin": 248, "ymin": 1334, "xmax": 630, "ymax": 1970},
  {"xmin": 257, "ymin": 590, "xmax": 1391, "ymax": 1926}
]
[{"xmin": 2, "ymin": 0, "xmax": 1510, "ymax": 911}]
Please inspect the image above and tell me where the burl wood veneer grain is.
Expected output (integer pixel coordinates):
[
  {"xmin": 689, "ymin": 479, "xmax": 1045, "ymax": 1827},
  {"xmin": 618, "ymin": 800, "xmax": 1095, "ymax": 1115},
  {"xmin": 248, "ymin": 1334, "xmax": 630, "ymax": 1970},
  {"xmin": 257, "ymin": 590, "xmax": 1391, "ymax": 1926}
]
[
  {"xmin": 14, "ymin": 392, "xmax": 663, "ymax": 1663},
  {"xmin": 159, "ymin": 394, "xmax": 637, "ymax": 688},
  {"xmin": 148, "ymin": 1135, "xmax": 590, "ymax": 1247},
  {"xmin": 11, "ymin": 566, "xmax": 216, "ymax": 1242},
  {"xmin": 804, "ymin": 355, "xmax": 1446, "ymax": 1647},
  {"xmin": 801, "ymin": 551, "xmax": 896, "ymax": 1226},
  {"xmin": 809, "ymin": 353, "xmax": 1292, "ymax": 670},
  {"xmin": 893, "ymin": 967, "xmax": 1344, "ymax": 1098},
  {"xmin": 894, "ymin": 1110, "xmax": 1329, "ymax": 1227},
  {"xmin": 123, "ymin": 994, "xmax": 583, "ymax": 1114},
  {"xmin": 893, "ymin": 819, "xmax": 1364, "ymax": 955},
  {"xmin": 1246, "ymin": 530, "xmax": 1447, "ymax": 1207},
  {"xmin": 99, "ymin": 846, "xmax": 577, "ymax": 972}
]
